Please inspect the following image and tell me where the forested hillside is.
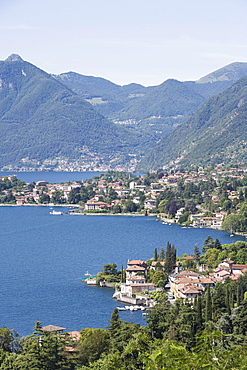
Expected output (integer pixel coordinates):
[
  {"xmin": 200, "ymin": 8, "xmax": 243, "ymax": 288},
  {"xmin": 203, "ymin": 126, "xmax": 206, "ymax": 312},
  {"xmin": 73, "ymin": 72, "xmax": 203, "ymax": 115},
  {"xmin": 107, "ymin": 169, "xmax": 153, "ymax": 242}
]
[
  {"xmin": 138, "ymin": 75, "xmax": 247, "ymax": 171},
  {"xmin": 1, "ymin": 55, "xmax": 247, "ymax": 171},
  {"xmin": 0, "ymin": 55, "xmax": 150, "ymax": 169}
]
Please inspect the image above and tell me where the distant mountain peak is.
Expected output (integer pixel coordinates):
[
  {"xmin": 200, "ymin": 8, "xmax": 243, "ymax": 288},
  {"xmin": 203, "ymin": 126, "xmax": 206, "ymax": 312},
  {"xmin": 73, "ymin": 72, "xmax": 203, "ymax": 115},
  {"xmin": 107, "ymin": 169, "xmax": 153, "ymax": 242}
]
[
  {"xmin": 5, "ymin": 54, "xmax": 23, "ymax": 62},
  {"xmin": 196, "ymin": 62, "xmax": 247, "ymax": 84}
]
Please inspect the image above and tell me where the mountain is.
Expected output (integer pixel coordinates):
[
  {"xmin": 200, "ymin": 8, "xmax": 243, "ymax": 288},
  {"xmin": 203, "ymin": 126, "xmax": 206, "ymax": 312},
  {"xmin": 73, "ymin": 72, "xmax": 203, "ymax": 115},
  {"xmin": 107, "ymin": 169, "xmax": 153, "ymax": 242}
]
[
  {"xmin": 184, "ymin": 62, "xmax": 247, "ymax": 99},
  {"xmin": 1, "ymin": 55, "xmax": 247, "ymax": 171},
  {"xmin": 0, "ymin": 55, "xmax": 147, "ymax": 169},
  {"xmin": 56, "ymin": 62, "xmax": 247, "ymax": 144},
  {"xmin": 137, "ymin": 75, "xmax": 247, "ymax": 171},
  {"xmin": 111, "ymin": 78, "xmax": 205, "ymax": 121},
  {"xmin": 56, "ymin": 74, "xmax": 206, "ymax": 140},
  {"xmin": 53, "ymin": 72, "xmax": 148, "ymax": 117},
  {"xmin": 197, "ymin": 62, "xmax": 247, "ymax": 84}
]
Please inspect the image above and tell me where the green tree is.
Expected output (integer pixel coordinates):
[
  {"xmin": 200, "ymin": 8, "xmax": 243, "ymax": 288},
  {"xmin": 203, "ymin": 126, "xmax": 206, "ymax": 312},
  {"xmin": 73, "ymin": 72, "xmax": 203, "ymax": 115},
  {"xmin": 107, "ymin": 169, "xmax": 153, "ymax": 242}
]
[
  {"xmin": 39, "ymin": 192, "xmax": 50, "ymax": 204},
  {"xmin": 202, "ymin": 236, "xmax": 214, "ymax": 253},
  {"xmin": 77, "ymin": 329, "xmax": 110, "ymax": 366},
  {"xmin": 222, "ymin": 213, "xmax": 241, "ymax": 233},
  {"xmin": 214, "ymin": 238, "xmax": 222, "ymax": 251},
  {"xmin": 0, "ymin": 327, "xmax": 19, "ymax": 353},
  {"xmin": 158, "ymin": 247, "xmax": 165, "ymax": 261},
  {"xmin": 164, "ymin": 242, "xmax": 173, "ymax": 274},
  {"xmin": 193, "ymin": 244, "xmax": 200, "ymax": 258},
  {"xmin": 195, "ymin": 296, "xmax": 204, "ymax": 333},
  {"xmin": 158, "ymin": 199, "xmax": 168, "ymax": 213},
  {"xmin": 152, "ymin": 271, "xmax": 167, "ymax": 287},
  {"xmin": 102, "ymin": 263, "xmax": 118, "ymax": 275},
  {"xmin": 153, "ymin": 248, "xmax": 158, "ymax": 261},
  {"xmin": 205, "ymin": 286, "xmax": 212, "ymax": 322},
  {"xmin": 233, "ymin": 299, "xmax": 247, "ymax": 336}
]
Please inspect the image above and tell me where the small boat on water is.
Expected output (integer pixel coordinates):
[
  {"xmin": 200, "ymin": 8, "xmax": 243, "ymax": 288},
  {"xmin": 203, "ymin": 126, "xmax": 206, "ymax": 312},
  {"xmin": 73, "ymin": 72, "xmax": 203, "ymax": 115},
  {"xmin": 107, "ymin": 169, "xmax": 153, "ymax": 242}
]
[{"xmin": 50, "ymin": 210, "xmax": 63, "ymax": 215}]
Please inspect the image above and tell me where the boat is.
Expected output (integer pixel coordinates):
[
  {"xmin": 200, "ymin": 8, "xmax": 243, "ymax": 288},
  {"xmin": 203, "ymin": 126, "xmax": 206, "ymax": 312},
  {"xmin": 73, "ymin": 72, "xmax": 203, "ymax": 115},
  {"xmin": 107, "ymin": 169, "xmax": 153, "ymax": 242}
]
[
  {"xmin": 84, "ymin": 271, "xmax": 91, "ymax": 277},
  {"xmin": 50, "ymin": 210, "xmax": 63, "ymax": 215}
]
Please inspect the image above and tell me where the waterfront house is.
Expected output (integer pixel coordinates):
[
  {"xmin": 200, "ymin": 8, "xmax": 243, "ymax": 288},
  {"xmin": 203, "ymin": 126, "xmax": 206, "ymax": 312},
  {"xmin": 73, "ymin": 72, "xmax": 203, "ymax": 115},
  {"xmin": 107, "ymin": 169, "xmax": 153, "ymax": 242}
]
[
  {"xmin": 144, "ymin": 199, "xmax": 156, "ymax": 209},
  {"xmin": 169, "ymin": 270, "xmax": 215, "ymax": 299},
  {"xmin": 126, "ymin": 260, "xmax": 147, "ymax": 279},
  {"xmin": 84, "ymin": 198, "xmax": 113, "ymax": 211}
]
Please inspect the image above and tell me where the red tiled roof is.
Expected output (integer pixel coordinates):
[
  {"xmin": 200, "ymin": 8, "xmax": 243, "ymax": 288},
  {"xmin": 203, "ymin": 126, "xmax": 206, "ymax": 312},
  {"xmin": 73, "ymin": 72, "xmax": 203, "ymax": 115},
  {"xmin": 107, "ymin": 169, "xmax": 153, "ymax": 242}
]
[
  {"xmin": 126, "ymin": 265, "xmax": 146, "ymax": 271},
  {"xmin": 232, "ymin": 264, "xmax": 247, "ymax": 270},
  {"xmin": 127, "ymin": 260, "xmax": 146, "ymax": 265}
]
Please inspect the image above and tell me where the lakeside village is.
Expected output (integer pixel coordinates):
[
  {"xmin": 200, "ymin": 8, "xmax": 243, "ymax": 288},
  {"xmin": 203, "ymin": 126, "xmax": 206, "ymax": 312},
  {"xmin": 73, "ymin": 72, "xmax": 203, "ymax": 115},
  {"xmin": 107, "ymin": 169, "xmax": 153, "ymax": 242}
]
[
  {"xmin": 1, "ymin": 165, "xmax": 247, "ymax": 236},
  {"xmin": 83, "ymin": 244, "xmax": 247, "ymax": 311}
]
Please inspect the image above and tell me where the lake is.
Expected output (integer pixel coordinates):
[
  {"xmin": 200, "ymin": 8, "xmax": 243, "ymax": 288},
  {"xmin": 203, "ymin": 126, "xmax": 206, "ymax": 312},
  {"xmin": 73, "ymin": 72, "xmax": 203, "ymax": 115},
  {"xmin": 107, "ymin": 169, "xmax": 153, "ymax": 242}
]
[
  {"xmin": 0, "ymin": 172, "xmax": 246, "ymax": 337},
  {"xmin": 0, "ymin": 171, "xmax": 104, "ymax": 184}
]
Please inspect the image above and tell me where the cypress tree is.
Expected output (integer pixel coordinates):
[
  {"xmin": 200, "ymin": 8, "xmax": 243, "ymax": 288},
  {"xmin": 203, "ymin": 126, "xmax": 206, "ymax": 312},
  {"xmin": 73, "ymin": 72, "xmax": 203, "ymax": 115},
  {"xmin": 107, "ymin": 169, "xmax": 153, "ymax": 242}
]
[
  {"xmin": 205, "ymin": 286, "xmax": 212, "ymax": 322},
  {"xmin": 237, "ymin": 284, "xmax": 241, "ymax": 307},
  {"xmin": 195, "ymin": 296, "xmax": 203, "ymax": 333},
  {"xmin": 171, "ymin": 245, "xmax": 177, "ymax": 267},
  {"xmin": 225, "ymin": 286, "xmax": 231, "ymax": 315},
  {"xmin": 230, "ymin": 291, "xmax": 234, "ymax": 310},
  {"xmin": 154, "ymin": 248, "xmax": 158, "ymax": 261},
  {"xmin": 121, "ymin": 265, "xmax": 124, "ymax": 283},
  {"xmin": 165, "ymin": 242, "xmax": 173, "ymax": 274},
  {"xmin": 193, "ymin": 244, "xmax": 200, "ymax": 258},
  {"xmin": 109, "ymin": 308, "xmax": 121, "ymax": 340},
  {"xmin": 159, "ymin": 247, "xmax": 165, "ymax": 261},
  {"xmin": 214, "ymin": 238, "xmax": 222, "ymax": 250}
]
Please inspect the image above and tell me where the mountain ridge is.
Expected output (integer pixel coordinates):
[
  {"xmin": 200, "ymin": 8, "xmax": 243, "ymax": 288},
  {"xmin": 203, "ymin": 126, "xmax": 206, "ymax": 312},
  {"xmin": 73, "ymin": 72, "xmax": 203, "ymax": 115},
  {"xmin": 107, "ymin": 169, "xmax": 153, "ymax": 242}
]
[
  {"xmin": 0, "ymin": 56, "xmax": 149, "ymax": 170},
  {"xmin": 137, "ymin": 75, "xmax": 247, "ymax": 171},
  {"xmin": 1, "ymin": 54, "xmax": 247, "ymax": 171}
]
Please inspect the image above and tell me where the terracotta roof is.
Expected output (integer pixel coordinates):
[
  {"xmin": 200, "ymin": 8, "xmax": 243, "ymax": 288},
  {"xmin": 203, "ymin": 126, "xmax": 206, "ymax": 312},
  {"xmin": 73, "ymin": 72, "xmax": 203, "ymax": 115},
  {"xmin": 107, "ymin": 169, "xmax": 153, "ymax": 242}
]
[
  {"xmin": 127, "ymin": 260, "xmax": 146, "ymax": 265},
  {"xmin": 216, "ymin": 270, "xmax": 231, "ymax": 277},
  {"xmin": 222, "ymin": 259, "xmax": 235, "ymax": 264},
  {"xmin": 232, "ymin": 264, "xmax": 247, "ymax": 270},
  {"xmin": 67, "ymin": 331, "xmax": 81, "ymax": 341},
  {"xmin": 175, "ymin": 277, "xmax": 215, "ymax": 285},
  {"xmin": 41, "ymin": 325, "xmax": 66, "ymax": 332},
  {"xmin": 176, "ymin": 270, "xmax": 201, "ymax": 277},
  {"xmin": 126, "ymin": 265, "xmax": 146, "ymax": 271}
]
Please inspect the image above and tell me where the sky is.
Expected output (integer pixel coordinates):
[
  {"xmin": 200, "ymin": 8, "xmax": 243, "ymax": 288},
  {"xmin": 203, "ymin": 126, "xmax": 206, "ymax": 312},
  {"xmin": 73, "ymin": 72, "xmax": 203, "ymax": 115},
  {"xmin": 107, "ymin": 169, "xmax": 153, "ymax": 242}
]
[{"xmin": 1, "ymin": 0, "xmax": 247, "ymax": 86}]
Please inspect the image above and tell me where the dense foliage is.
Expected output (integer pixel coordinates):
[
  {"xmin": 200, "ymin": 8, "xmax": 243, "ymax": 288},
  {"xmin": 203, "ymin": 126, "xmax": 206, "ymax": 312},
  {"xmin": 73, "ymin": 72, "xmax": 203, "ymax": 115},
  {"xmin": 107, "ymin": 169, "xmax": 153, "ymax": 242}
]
[{"xmin": 2, "ymin": 276, "xmax": 247, "ymax": 370}]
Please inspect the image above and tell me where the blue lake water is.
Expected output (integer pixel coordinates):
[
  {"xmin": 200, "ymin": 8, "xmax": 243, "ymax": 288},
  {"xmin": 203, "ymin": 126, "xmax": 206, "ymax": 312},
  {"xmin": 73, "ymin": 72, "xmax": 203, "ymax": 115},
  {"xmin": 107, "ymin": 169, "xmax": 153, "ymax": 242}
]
[
  {"xmin": 0, "ymin": 172, "xmax": 246, "ymax": 337},
  {"xmin": 1, "ymin": 206, "xmax": 245, "ymax": 337},
  {"xmin": 0, "ymin": 171, "xmax": 104, "ymax": 184}
]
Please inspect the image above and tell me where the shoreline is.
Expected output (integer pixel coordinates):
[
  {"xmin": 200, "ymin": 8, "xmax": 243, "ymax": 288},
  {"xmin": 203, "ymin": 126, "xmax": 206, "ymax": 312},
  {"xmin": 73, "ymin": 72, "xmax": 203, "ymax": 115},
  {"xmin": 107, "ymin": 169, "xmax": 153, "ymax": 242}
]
[{"xmin": 1, "ymin": 203, "xmax": 245, "ymax": 236}]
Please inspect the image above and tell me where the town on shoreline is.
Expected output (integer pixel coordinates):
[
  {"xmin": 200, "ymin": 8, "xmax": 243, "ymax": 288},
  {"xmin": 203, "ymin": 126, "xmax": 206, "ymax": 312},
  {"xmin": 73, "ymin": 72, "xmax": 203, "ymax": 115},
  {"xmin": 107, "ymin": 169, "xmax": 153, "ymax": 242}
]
[{"xmin": 1, "ymin": 165, "xmax": 247, "ymax": 235}]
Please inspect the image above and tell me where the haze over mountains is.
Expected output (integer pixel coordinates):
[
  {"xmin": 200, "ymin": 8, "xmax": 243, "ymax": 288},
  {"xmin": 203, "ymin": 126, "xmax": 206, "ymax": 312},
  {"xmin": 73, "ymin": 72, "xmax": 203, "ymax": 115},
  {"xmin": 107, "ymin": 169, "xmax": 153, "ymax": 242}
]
[{"xmin": 1, "ymin": 54, "xmax": 247, "ymax": 171}]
